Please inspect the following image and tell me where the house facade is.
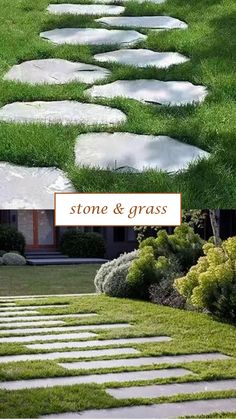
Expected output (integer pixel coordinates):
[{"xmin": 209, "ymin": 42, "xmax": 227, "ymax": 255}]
[{"xmin": 0, "ymin": 210, "xmax": 138, "ymax": 259}]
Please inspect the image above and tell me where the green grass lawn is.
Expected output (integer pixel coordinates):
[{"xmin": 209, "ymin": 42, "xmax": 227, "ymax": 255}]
[
  {"xmin": 0, "ymin": 264, "xmax": 99, "ymax": 295},
  {"xmin": 0, "ymin": 0, "xmax": 235, "ymax": 207},
  {"xmin": 0, "ymin": 295, "xmax": 235, "ymax": 417}
]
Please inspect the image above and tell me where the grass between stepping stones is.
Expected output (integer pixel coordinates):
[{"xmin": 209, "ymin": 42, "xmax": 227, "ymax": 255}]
[
  {"xmin": 0, "ymin": 0, "xmax": 235, "ymax": 207},
  {"xmin": 0, "ymin": 295, "xmax": 236, "ymax": 417}
]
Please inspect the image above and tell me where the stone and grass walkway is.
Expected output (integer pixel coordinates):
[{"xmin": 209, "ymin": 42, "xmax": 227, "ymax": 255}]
[{"xmin": 0, "ymin": 294, "xmax": 236, "ymax": 418}]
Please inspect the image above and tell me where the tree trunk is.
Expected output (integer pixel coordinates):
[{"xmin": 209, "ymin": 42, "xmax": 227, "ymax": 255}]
[{"xmin": 209, "ymin": 210, "xmax": 221, "ymax": 245}]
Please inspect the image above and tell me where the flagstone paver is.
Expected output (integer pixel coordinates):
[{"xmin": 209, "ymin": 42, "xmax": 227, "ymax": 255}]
[
  {"xmin": 94, "ymin": 49, "xmax": 189, "ymax": 68},
  {"xmin": 4, "ymin": 59, "xmax": 111, "ymax": 85},
  {"xmin": 1, "ymin": 320, "xmax": 66, "ymax": 328},
  {"xmin": 0, "ymin": 313, "xmax": 97, "ymax": 322},
  {"xmin": 40, "ymin": 398, "xmax": 236, "ymax": 418},
  {"xmin": 0, "ymin": 348, "xmax": 140, "ymax": 364},
  {"xmin": 59, "ymin": 353, "xmax": 231, "ymax": 371},
  {"xmin": 0, "ymin": 332, "xmax": 97, "ymax": 343},
  {"xmin": 47, "ymin": 4, "xmax": 125, "ymax": 16},
  {"xmin": 0, "ymin": 368, "xmax": 193, "ymax": 391},
  {"xmin": 40, "ymin": 28, "xmax": 146, "ymax": 46},
  {"xmin": 87, "ymin": 80, "xmax": 208, "ymax": 106},
  {"xmin": 0, "ymin": 163, "xmax": 74, "ymax": 210},
  {"xmin": 107, "ymin": 378, "xmax": 236, "ymax": 399},
  {"xmin": 0, "ymin": 101, "xmax": 126, "ymax": 125},
  {"xmin": 0, "ymin": 310, "xmax": 39, "ymax": 316},
  {"xmin": 26, "ymin": 336, "xmax": 172, "ymax": 350},
  {"xmin": 0, "ymin": 304, "xmax": 69, "ymax": 311},
  {"xmin": 96, "ymin": 16, "xmax": 188, "ymax": 29},
  {"xmin": 75, "ymin": 132, "xmax": 209, "ymax": 173},
  {"xmin": 0, "ymin": 323, "xmax": 131, "ymax": 335}
]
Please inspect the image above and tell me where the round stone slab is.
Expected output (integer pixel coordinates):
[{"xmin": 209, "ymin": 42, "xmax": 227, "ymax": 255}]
[
  {"xmin": 96, "ymin": 16, "xmax": 188, "ymax": 29},
  {"xmin": 4, "ymin": 59, "xmax": 111, "ymax": 85},
  {"xmin": 87, "ymin": 80, "xmax": 207, "ymax": 106},
  {"xmin": 0, "ymin": 101, "xmax": 126, "ymax": 125},
  {"xmin": 0, "ymin": 163, "xmax": 74, "ymax": 210},
  {"xmin": 94, "ymin": 49, "xmax": 189, "ymax": 68},
  {"xmin": 40, "ymin": 28, "xmax": 146, "ymax": 46},
  {"xmin": 75, "ymin": 133, "xmax": 209, "ymax": 173},
  {"xmin": 47, "ymin": 4, "xmax": 125, "ymax": 15}
]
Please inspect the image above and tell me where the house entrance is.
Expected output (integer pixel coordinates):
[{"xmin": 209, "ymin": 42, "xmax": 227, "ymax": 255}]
[{"xmin": 17, "ymin": 210, "xmax": 56, "ymax": 250}]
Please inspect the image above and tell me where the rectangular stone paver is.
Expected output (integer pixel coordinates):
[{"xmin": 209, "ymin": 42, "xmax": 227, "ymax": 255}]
[
  {"xmin": 0, "ymin": 348, "xmax": 140, "ymax": 364},
  {"xmin": 40, "ymin": 398, "xmax": 236, "ymax": 418},
  {"xmin": 1, "ymin": 320, "xmax": 65, "ymax": 328},
  {"xmin": 0, "ymin": 368, "xmax": 192, "ymax": 391},
  {"xmin": 58, "ymin": 353, "xmax": 231, "ymax": 371},
  {"xmin": 26, "ymin": 336, "xmax": 172, "ymax": 351},
  {"xmin": 0, "ymin": 305, "xmax": 69, "ymax": 311},
  {"xmin": 0, "ymin": 323, "xmax": 131, "ymax": 335},
  {"xmin": 0, "ymin": 310, "xmax": 39, "ymax": 316},
  {"xmin": 0, "ymin": 332, "xmax": 97, "ymax": 343},
  {"xmin": 0, "ymin": 314, "xmax": 97, "ymax": 322},
  {"xmin": 107, "ymin": 378, "xmax": 236, "ymax": 399}
]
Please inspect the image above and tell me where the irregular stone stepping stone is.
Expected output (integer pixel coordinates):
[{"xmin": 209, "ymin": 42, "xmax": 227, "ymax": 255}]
[
  {"xmin": 0, "ymin": 163, "xmax": 74, "ymax": 210},
  {"xmin": 40, "ymin": 28, "xmax": 146, "ymax": 46},
  {"xmin": 0, "ymin": 348, "xmax": 139, "ymax": 364},
  {"xmin": 0, "ymin": 332, "xmax": 97, "ymax": 344},
  {"xmin": 107, "ymin": 378, "xmax": 236, "ymax": 399},
  {"xmin": 26, "ymin": 336, "xmax": 172, "ymax": 350},
  {"xmin": 59, "ymin": 353, "xmax": 231, "ymax": 371},
  {"xmin": 96, "ymin": 16, "xmax": 188, "ymax": 29},
  {"xmin": 75, "ymin": 133, "xmax": 209, "ymax": 173},
  {"xmin": 0, "ymin": 314, "xmax": 97, "ymax": 322},
  {"xmin": 94, "ymin": 49, "xmax": 189, "ymax": 68},
  {"xmin": 0, "ymin": 368, "xmax": 192, "ymax": 391},
  {"xmin": 40, "ymin": 398, "xmax": 236, "ymax": 418},
  {"xmin": 4, "ymin": 59, "xmax": 111, "ymax": 85},
  {"xmin": 0, "ymin": 305, "xmax": 69, "ymax": 311},
  {"xmin": 0, "ymin": 323, "xmax": 131, "ymax": 335},
  {"xmin": 0, "ymin": 101, "xmax": 126, "ymax": 125},
  {"xmin": 47, "ymin": 4, "xmax": 125, "ymax": 16},
  {"xmin": 1, "ymin": 320, "xmax": 65, "ymax": 328},
  {"xmin": 87, "ymin": 80, "xmax": 208, "ymax": 106}
]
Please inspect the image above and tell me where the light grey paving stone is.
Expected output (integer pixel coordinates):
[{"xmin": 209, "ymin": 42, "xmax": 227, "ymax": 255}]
[
  {"xmin": 0, "ymin": 368, "xmax": 192, "ymax": 391},
  {"xmin": 0, "ymin": 348, "xmax": 139, "ymax": 364},
  {"xmin": 0, "ymin": 305, "xmax": 69, "ymax": 312},
  {"xmin": 59, "ymin": 353, "xmax": 231, "ymax": 371},
  {"xmin": 47, "ymin": 4, "xmax": 125, "ymax": 16},
  {"xmin": 0, "ymin": 163, "xmax": 74, "ymax": 210},
  {"xmin": 87, "ymin": 80, "xmax": 208, "ymax": 106},
  {"xmin": 0, "ymin": 310, "xmax": 39, "ymax": 316},
  {"xmin": 26, "ymin": 336, "xmax": 172, "ymax": 350},
  {"xmin": 40, "ymin": 28, "xmax": 146, "ymax": 46},
  {"xmin": 4, "ymin": 59, "xmax": 111, "ymax": 85},
  {"xmin": 0, "ymin": 314, "xmax": 97, "ymax": 322},
  {"xmin": 0, "ymin": 332, "xmax": 97, "ymax": 343},
  {"xmin": 0, "ymin": 323, "xmax": 131, "ymax": 335},
  {"xmin": 0, "ymin": 303, "xmax": 16, "ymax": 306},
  {"xmin": 75, "ymin": 132, "xmax": 209, "ymax": 173},
  {"xmin": 40, "ymin": 398, "xmax": 236, "ymax": 418},
  {"xmin": 107, "ymin": 378, "xmax": 236, "ymax": 399},
  {"xmin": 94, "ymin": 49, "xmax": 189, "ymax": 68},
  {"xmin": 1, "ymin": 320, "xmax": 65, "ymax": 328},
  {"xmin": 0, "ymin": 101, "xmax": 126, "ymax": 125},
  {"xmin": 96, "ymin": 16, "xmax": 188, "ymax": 29}
]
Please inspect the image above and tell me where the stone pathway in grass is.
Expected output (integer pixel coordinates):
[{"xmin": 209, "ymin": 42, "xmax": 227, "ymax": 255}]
[
  {"xmin": 96, "ymin": 16, "xmax": 188, "ymax": 29},
  {"xmin": 0, "ymin": 297, "xmax": 235, "ymax": 418},
  {"xmin": 0, "ymin": 304, "xmax": 69, "ymax": 311},
  {"xmin": 47, "ymin": 4, "xmax": 125, "ymax": 15}
]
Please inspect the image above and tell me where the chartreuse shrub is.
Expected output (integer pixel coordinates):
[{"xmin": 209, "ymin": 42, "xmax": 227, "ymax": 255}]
[
  {"xmin": 60, "ymin": 229, "xmax": 105, "ymax": 258},
  {"xmin": 0, "ymin": 225, "xmax": 25, "ymax": 255},
  {"xmin": 175, "ymin": 237, "xmax": 236, "ymax": 321}
]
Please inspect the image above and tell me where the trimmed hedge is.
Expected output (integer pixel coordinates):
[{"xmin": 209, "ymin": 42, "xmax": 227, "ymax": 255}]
[
  {"xmin": 0, "ymin": 225, "xmax": 25, "ymax": 255},
  {"xmin": 60, "ymin": 229, "xmax": 106, "ymax": 258}
]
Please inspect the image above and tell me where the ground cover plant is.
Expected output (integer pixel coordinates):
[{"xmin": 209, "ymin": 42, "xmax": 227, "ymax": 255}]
[
  {"xmin": 0, "ymin": 264, "xmax": 98, "ymax": 295},
  {"xmin": 0, "ymin": 0, "xmax": 235, "ymax": 207},
  {"xmin": 0, "ymin": 294, "xmax": 235, "ymax": 417}
]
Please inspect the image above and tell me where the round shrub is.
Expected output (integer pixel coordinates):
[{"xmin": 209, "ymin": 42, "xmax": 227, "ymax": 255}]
[
  {"xmin": 0, "ymin": 225, "xmax": 25, "ymax": 255},
  {"xmin": 0, "ymin": 250, "xmax": 6, "ymax": 257},
  {"xmin": 0, "ymin": 257, "xmax": 3, "ymax": 266},
  {"xmin": 175, "ymin": 237, "xmax": 236, "ymax": 321},
  {"xmin": 3, "ymin": 252, "xmax": 26, "ymax": 266},
  {"xmin": 94, "ymin": 250, "xmax": 138, "ymax": 297},
  {"xmin": 60, "ymin": 230, "xmax": 105, "ymax": 258}
]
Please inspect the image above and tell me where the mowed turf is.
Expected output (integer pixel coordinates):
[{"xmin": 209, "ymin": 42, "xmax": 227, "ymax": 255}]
[
  {"xmin": 0, "ymin": 0, "xmax": 235, "ymax": 207},
  {"xmin": 0, "ymin": 295, "xmax": 235, "ymax": 417},
  {"xmin": 0, "ymin": 265, "xmax": 98, "ymax": 295}
]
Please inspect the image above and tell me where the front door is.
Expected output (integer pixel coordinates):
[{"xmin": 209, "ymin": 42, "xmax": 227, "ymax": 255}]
[{"xmin": 17, "ymin": 210, "xmax": 56, "ymax": 250}]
